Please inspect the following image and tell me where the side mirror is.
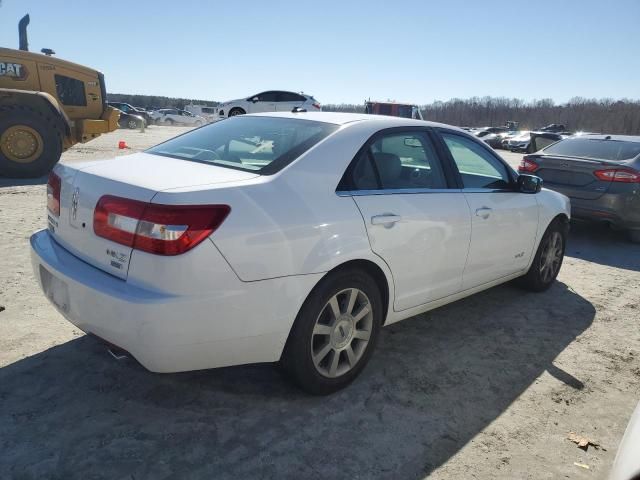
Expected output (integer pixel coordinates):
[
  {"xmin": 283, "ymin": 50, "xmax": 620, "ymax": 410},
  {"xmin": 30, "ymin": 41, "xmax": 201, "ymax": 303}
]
[
  {"xmin": 251, "ymin": 97, "xmax": 259, "ymax": 103},
  {"xmin": 517, "ymin": 174, "xmax": 543, "ymax": 194}
]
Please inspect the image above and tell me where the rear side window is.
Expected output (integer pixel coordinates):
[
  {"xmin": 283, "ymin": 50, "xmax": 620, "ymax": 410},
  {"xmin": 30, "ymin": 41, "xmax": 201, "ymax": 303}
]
[
  {"xmin": 441, "ymin": 133, "xmax": 511, "ymax": 189},
  {"xmin": 544, "ymin": 138, "xmax": 640, "ymax": 161},
  {"xmin": 277, "ymin": 92, "xmax": 307, "ymax": 102},
  {"xmin": 340, "ymin": 131, "xmax": 447, "ymax": 191},
  {"xmin": 147, "ymin": 116, "xmax": 338, "ymax": 174},
  {"xmin": 55, "ymin": 75, "xmax": 86, "ymax": 106}
]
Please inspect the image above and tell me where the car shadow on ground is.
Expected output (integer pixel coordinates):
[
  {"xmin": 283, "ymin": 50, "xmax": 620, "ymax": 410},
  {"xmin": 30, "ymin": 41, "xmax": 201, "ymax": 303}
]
[
  {"xmin": 0, "ymin": 282, "xmax": 594, "ymax": 479},
  {"xmin": 0, "ymin": 175, "xmax": 48, "ymax": 188},
  {"xmin": 566, "ymin": 220, "xmax": 640, "ymax": 272}
]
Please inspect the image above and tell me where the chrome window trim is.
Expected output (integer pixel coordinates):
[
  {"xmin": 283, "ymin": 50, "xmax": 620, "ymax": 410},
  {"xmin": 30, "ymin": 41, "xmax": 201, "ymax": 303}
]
[
  {"xmin": 336, "ymin": 187, "xmax": 517, "ymax": 196},
  {"xmin": 461, "ymin": 188, "xmax": 517, "ymax": 194},
  {"xmin": 336, "ymin": 188, "xmax": 463, "ymax": 197}
]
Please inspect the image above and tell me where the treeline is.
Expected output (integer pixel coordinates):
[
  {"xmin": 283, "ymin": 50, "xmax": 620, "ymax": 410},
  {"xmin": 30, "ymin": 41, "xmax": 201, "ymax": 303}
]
[
  {"xmin": 107, "ymin": 93, "xmax": 640, "ymax": 134},
  {"xmin": 324, "ymin": 97, "xmax": 640, "ymax": 134},
  {"xmin": 107, "ymin": 93, "xmax": 218, "ymax": 110}
]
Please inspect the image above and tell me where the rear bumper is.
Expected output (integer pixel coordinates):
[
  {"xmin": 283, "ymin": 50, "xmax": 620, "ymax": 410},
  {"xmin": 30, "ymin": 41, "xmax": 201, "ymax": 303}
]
[
  {"xmin": 30, "ymin": 230, "xmax": 320, "ymax": 373},
  {"xmin": 569, "ymin": 191, "xmax": 640, "ymax": 230}
]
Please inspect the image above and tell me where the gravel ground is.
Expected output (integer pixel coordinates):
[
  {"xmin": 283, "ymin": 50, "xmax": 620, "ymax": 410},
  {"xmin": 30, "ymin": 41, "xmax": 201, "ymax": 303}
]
[{"xmin": 0, "ymin": 126, "xmax": 638, "ymax": 479}]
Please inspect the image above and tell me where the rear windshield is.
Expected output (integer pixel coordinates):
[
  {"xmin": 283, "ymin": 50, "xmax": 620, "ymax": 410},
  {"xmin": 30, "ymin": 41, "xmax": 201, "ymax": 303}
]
[
  {"xmin": 147, "ymin": 116, "xmax": 338, "ymax": 174},
  {"xmin": 544, "ymin": 137, "xmax": 640, "ymax": 161}
]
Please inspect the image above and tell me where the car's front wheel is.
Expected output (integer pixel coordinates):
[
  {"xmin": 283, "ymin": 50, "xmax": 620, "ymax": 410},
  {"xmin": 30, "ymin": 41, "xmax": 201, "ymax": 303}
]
[
  {"xmin": 517, "ymin": 218, "xmax": 567, "ymax": 291},
  {"xmin": 228, "ymin": 108, "xmax": 245, "ymax": 117},
  {"xmin": 281, "ymin": 269, "xmax": 383, "ymax": 395}
]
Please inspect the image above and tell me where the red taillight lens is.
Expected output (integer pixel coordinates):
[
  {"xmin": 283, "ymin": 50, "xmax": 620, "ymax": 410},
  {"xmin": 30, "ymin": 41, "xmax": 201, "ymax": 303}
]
[
  {"xmin": 312, "ymin": 102, "xmax": 321, "ymax": 109},
  {"xmin": 518, "ymin": 156, "xmax": 539, "ymax": 173},
  {"xmin": 593, "ymin": 168, "xmax": 640, "ymax": 183},
  {"xmin": 47, "ymin": 172, "xmax": 62, "ymax": 217},
  {"xmin": 94, "ymin": 195, "xmax": 230, "ymax": 256}
]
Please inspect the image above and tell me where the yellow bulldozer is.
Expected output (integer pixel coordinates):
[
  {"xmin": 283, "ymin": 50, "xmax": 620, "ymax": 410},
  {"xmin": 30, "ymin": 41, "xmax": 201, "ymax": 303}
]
[{"xmin": 0, "ymin": 15, "xmax": 119, "ymax": 178}]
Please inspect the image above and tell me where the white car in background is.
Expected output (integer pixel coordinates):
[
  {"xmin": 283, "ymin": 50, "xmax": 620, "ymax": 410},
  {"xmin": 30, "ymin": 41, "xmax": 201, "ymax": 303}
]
[
  {"xmin": 217, "ymin": 90, "xmax": 321, "ymax": 118},
  {"xmin": 32, "ymin": 112, "xmax": 570, "ymax": 395},
  {"xmin": 150, "ymin": 108, "xmax": 206, "ymax": 126},
  {"xmin": 184, "ymin": 104, "xmax": 219, "ymax": 123}
]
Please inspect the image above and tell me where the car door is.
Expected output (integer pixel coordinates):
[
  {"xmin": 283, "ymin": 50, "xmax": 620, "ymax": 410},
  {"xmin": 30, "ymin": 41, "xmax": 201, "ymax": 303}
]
[
  {"xmin": 178, "ymin": 110, "xmax": 195, "ymax": 125},
  {"xmin": 249, "ymin": 91, "xmax": 277, "ymax": 113},
  {"xmin": 275, "ymin": 91, "xmax": 306, "ymax": 112},
  {"xmin": 339, "ymin": 128, "xmax": 472, "ymax": 311},
  {"xmin": 165, "ymin": 109, "xmax": 179, "ymax": 123},
  {"xmin": 437, "ymin": 130, "xmax": 539, "ymax": 290}
]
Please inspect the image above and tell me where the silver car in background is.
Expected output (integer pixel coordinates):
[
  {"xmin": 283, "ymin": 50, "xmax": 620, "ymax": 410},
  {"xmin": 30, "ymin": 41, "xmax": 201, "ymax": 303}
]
[{"xmin": 519, "ymin": 135, "xmax": 640, "ymax": 242}]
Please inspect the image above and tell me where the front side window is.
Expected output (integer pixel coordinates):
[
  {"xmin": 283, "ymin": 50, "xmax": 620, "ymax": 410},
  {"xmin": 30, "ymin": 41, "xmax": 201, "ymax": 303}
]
[
  {"xmin": 148, "ymin": 116, "xmax": 337, "ymax": 174},
  {"xmin": 255, "ymin": 91, "xmax": 277, "ymax": 102},
  {"xmin": 340, "ymin": 131, "xmax": 447, "ymax": 191},
  {"xmin": 397, "ymin": 105, "xmax": 413, "ymax": 118},
  {"xmin": 54, "ymin": 75, "xmax": 86, "ymax": 106},
  {"xmin": 441, "ymin": 133, "xmax": 511, "ymax": 189}
]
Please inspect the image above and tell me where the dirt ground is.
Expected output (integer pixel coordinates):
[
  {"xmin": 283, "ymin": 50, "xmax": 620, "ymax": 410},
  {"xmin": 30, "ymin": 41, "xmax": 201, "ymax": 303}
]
[{"xmin": 0, "ymin": 126, "xmax": 638, "ymax": 480}]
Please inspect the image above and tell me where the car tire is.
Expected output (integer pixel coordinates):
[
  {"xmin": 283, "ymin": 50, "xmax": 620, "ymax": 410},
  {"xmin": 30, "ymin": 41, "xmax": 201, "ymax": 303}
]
[
  {"xmin": 165, "ymin": 118, "xmax": 174, "ymax": 126},
  {"xmin": 281, "ymin": 268, "xmax": 383, "ymax": 395},
  {"xmin": 127, "ymin": 119, "xmax": 138, "ymax": 129},
  {"xmin": 228, "ymin": 108, "xmax": 245, "ymax": 117},
  {"xmin": 194, "ymin": 120, "xmax": 203, "ymax": 127},
  {"xmin": 0, "ymin": 106, "xmax": 63, "ymax": 178},
  {"xmin": 629, "ymin": 230, "xmax": 640, "ymax": 244},
  {"xmin": 516, "ymin": 218, "xmax": 568, "ymax": 292}
]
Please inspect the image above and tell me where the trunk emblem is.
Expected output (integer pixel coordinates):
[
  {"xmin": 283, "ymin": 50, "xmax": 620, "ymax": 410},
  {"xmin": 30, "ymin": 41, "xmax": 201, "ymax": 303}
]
[{"xmin": 71, "ymin": 188, "xmax": 80, "ymax": 220}]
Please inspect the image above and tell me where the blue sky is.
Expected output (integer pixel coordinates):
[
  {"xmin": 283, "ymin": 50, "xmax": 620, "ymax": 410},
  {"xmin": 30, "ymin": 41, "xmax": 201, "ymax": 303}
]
[{"xmin": 1, "ymin": 0, "xmax": 639, "ymax": 104}]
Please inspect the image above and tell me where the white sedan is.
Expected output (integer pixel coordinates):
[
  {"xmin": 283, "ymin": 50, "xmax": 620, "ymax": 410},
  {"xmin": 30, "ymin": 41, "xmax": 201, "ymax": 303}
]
[
  {"xmin": 150, "ymin": 108, "xmax": 206, "ymax": 126},
  {"xmin": 216, "ymin": 90, "xmax": 321, "ymax": 118},
  {"xmin": 32, "ymin": 112, "xmax": 570, "ymax": 394}
]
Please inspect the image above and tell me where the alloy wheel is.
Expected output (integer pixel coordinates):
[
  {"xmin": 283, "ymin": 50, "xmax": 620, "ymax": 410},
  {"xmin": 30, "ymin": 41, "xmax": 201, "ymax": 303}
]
[
  {"xmin": 311, "ymin": 288, "xmax": 373, "ymax": 378},
  {"xmin": 539, "ymin": 231, "xmax": 563, "ymax": 282}
]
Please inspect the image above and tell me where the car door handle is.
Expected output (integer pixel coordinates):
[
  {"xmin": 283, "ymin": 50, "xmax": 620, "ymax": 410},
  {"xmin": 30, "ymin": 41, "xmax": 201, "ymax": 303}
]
[
  {"xmin": 371, "ymin": 214, "xmax": 402, "ymax": 226},
  {"xmin": 475, "ymin": 207, "xmax": 493, "ymax": 219}
]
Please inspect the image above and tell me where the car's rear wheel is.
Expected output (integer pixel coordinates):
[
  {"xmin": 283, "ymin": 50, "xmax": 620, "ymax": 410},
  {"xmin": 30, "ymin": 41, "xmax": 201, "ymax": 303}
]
[
  {"xmin": 517, "ymin": 218, "xmax": 567, "ymax": 291},
  {"xmin": 127, "ymin": 119, "xmax": 138, "ymax": 129},
  {"xmin": 164, "ymin": 118, "xmax": 174, "ymax": 126},
  {"xmin": 228, "ymin": 108, "xmax": 245, "ymax": 117},
  {"xmin": 281, "ymin": 269, "xmax": 382, "ymax": 395}
]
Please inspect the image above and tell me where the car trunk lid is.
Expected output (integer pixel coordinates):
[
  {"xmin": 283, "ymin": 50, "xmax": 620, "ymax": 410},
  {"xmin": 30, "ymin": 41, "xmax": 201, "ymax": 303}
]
[
  {"xmin": 533, "ymin": 155, "xmax": 621, "ymax": 200},
  {"xmin": 48, "ymin": 153, "xmax": 258, "ymax": 279}
]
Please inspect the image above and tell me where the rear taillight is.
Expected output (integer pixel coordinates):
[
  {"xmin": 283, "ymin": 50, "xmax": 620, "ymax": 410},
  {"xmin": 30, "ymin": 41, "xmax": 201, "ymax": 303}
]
[
  {"xmin": 312, "ymin": 102, "xmax": 321, "ymax": 109},
  {"xmin": 518, "ymin": 156, "xmax": 539, "ymax": 173},
  {"xmin": 593, "ymin": 168, "xmax": 640, "ymax": 183},
  {"xmin": 47, "ymin": 172, "xmax": 61, "ymax": 217},
  {"xmin": 94, "ymin": 195, "xmax": 230, "ymax": 256}
]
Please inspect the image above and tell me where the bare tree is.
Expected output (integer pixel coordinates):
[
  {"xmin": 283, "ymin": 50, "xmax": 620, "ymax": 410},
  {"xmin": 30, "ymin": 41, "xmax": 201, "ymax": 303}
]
[{"xmin": 323, "ymin": 98, "xmax": 640, "ymax": 134}]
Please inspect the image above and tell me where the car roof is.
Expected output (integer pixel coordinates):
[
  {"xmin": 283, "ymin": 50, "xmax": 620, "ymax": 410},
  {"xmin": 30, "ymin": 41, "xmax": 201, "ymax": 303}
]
[
  {"xmin": 577, "ymin": 134, "xmax": 640, "ymax": 142},
  {"xmin": 246, "ymin": 111, "xmax": 456, "ymax": 129}
]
